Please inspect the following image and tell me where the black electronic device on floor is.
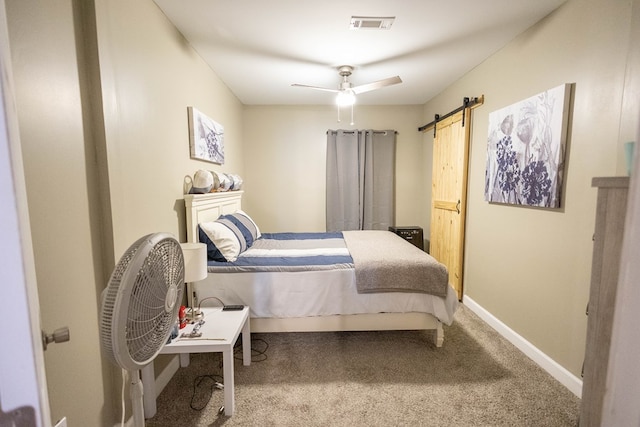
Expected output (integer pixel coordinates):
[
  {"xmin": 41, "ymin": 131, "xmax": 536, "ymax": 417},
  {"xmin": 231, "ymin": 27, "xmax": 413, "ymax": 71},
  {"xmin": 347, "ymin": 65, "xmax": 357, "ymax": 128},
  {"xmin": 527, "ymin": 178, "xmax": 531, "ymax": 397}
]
[{"xmin": 389, "ymin": 226, "xmax": 426, "ymax": 252}]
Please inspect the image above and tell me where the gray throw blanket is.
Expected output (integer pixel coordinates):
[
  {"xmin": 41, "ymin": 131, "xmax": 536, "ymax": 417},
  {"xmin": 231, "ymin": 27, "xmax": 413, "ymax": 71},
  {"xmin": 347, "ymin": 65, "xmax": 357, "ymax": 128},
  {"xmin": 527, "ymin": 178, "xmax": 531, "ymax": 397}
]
[{"xmin": 342, "ymin": 230, "xmax": 449, "ymax": 297}]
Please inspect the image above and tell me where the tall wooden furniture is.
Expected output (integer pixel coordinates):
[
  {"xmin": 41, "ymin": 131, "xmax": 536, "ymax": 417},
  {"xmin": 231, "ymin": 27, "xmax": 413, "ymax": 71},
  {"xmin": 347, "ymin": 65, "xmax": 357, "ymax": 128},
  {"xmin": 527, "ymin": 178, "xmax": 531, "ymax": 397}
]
[{"xmin": 580, "ymin": 177, "xmax": 630, "ymax": 426}]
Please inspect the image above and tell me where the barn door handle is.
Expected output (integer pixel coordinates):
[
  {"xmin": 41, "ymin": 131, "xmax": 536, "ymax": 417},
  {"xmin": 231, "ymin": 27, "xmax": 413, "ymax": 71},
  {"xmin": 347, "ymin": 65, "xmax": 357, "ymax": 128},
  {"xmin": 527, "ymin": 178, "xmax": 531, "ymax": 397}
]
[{"xmin": 456, "ymin": 199, "xmax": 461, "ymax": 214}]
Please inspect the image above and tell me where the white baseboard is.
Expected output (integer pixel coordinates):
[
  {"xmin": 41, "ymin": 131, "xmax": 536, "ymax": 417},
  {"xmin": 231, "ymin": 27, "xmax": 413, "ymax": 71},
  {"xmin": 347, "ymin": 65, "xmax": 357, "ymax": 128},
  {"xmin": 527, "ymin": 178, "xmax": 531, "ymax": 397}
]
[{"xmin": 463, "ymin": 296, "xmax": 583, "ymax": 398}]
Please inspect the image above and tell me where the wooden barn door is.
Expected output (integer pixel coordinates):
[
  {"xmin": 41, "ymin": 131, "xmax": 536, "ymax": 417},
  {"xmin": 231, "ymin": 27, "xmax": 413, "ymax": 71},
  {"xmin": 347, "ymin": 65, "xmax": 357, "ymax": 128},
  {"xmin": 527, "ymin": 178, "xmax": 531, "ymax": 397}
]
[{"xmin": 430, "ymin": 109, "xmax": 471, "ymax": 300}]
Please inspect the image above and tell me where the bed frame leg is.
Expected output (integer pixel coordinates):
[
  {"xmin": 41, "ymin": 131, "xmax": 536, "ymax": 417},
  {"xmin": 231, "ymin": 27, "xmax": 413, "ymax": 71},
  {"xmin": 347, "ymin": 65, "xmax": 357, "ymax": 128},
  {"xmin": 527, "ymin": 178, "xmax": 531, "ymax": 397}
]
[{"xmin": 435, "ymin": 322, "xmax": 444, "ymax": 347}]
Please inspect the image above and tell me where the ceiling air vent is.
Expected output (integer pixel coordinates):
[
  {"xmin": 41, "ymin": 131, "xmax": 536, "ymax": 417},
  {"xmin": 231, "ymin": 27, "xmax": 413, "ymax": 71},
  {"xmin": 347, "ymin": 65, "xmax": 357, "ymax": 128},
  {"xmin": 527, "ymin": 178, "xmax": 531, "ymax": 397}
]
[{"xmin": 349, "ymin": 16, "xmax": 395, "ymax": 30}]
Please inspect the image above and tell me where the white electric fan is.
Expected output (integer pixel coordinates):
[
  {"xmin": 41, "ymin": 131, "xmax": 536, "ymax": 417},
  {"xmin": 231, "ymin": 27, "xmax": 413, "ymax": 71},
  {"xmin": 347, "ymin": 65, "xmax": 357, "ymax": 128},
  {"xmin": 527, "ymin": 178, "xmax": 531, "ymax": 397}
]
[{"xmin": 100, "ymin": 233, "xmax": 184, "ymax": 427}]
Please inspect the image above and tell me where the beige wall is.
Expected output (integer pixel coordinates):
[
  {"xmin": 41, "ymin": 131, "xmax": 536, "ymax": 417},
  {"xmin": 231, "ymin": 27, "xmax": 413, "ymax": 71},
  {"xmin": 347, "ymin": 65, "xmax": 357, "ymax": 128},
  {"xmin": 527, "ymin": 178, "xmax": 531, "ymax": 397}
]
[
  {"xmin": 93, "ymin": 0, "xmax": 246, "ymax": 420},
  {"xmin": 243, "ymin": 105, "xmax": 429, "ymax": 234},
  {"xmin": 6, "ymin": 0, "xmax": 245, "ymax": 424},
  {"xmin": 6, "ymin": 0, "xmax": 112, "ymax": 425},
  {"xmin": 94, "ymin": 0, "xmax": 245, "ymax": 256},
  {"xmin": 423, "ymin": 0, "xmax": 639, "ymax": 377}
]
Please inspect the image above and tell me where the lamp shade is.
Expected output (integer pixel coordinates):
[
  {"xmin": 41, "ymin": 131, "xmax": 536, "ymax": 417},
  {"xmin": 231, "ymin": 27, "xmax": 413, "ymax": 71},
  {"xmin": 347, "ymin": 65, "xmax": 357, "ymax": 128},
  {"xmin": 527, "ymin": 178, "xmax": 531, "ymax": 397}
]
[{"xmin": 180, "ymin": 242, "xmax": 208, "ymax": 282}]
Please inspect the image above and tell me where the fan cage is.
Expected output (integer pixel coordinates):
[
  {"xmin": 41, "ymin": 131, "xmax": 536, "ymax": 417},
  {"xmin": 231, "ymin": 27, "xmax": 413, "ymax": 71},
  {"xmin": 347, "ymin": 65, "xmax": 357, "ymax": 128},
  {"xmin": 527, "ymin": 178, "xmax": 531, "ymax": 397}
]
[{"xmin": 100, "ymin": 233, "xmax": 184, "ymax": 371}]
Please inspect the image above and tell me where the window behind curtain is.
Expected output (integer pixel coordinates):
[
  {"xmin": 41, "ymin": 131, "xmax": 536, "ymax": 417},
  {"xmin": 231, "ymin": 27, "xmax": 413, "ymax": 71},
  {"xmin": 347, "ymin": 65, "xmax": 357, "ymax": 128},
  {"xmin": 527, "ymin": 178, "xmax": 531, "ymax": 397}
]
[{"xmin": 326, "ymin": 129, "xmax": 396, "ymax": 232}]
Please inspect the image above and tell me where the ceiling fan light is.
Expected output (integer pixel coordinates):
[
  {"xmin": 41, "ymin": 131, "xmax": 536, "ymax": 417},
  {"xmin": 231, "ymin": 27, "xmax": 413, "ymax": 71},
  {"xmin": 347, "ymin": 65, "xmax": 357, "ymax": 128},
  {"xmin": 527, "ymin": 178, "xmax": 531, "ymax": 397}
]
[{"xmin": 336, "ymin": 90, "xmax": 356, "ymax": 106}]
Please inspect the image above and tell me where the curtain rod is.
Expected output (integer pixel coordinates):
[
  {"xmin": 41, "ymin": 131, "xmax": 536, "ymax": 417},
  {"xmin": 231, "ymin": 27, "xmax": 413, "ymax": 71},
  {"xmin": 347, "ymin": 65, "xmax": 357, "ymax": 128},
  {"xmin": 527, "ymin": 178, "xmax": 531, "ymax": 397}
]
[
  {"xmin": 418, "ymin": 95, "xmax": 484, "ymax": 134},
  {"xmin": 326, "ymin": 130, "xmax": 398, "ymax": 135}
]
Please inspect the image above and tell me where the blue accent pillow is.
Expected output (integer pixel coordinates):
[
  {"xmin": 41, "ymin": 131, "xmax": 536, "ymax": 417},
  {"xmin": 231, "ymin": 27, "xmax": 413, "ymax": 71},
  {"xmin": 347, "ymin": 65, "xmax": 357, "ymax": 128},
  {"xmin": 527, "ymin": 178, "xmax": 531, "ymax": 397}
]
[
  {"xmin": 234, "ymin": 210, "xmax": 261, "ymax": 239},
  {"xmin": 222, "ymin": 213, "xmax": 257, "ymax": 247}
]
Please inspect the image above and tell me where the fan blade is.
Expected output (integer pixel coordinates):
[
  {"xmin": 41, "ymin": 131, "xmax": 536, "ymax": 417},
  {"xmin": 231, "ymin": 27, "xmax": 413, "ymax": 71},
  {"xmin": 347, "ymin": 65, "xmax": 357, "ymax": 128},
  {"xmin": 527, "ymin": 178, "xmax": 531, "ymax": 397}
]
[
  {"xmin": 352, "ymin": 76, "xmax": 402, "ymax": 94},
  {"xmin": 291, "ymin": 83, "xmax": 339, "ymax": 93}
]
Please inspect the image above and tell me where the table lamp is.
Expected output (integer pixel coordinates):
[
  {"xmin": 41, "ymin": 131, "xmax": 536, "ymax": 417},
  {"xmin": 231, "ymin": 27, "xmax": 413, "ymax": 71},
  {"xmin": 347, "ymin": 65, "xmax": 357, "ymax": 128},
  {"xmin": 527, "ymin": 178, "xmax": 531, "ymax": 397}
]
[{"xmin": 180, "ymin": 242, "xmax": 207, "ymax": 320}]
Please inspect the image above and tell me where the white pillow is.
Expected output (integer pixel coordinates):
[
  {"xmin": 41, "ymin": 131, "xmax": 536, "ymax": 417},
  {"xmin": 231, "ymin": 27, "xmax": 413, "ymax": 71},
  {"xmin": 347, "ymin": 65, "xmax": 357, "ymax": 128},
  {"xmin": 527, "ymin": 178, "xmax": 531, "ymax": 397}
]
[{"xmin": 199, "ymin": 220, "xmax": 244, "ymax": 262}]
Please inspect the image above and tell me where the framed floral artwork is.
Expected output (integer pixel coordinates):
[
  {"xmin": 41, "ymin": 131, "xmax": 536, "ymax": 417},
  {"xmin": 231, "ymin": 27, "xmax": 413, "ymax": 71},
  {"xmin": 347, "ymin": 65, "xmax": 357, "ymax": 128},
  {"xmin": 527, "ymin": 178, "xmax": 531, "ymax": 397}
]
[
  {"xmin": 188, "ymin": 107, "xmax": 224, "ymax": 164},
  {"xmin": 484, "ymin": 84, "xmax": 572, "ymax": 208}
]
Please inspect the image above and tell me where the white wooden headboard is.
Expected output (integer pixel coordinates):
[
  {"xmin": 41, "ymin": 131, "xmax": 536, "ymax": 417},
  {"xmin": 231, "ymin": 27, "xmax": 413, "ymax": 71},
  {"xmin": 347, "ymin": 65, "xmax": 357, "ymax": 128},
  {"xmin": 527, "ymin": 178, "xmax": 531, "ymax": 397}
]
[{"xmin": 184, "ymin": 191, "xmax": 243, "ymax": 243}]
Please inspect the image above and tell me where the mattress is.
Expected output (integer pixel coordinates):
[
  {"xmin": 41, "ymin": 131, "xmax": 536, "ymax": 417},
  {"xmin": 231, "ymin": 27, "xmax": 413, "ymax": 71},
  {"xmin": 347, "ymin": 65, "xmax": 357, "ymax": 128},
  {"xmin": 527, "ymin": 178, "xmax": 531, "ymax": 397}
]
[
  {"xmin": 195, "ymin": 230, "xmax": 457, "ymax": 325},
  {"xmin": 193, "ymin": 268, "xmax": 459, "ymax": 326}
]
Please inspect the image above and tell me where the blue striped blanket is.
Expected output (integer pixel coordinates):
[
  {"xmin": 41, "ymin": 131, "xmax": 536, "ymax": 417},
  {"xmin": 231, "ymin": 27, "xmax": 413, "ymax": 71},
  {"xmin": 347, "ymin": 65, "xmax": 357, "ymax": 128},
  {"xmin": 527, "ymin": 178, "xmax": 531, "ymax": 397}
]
[
  {"xmin": 205, "ymin": 230, "xmax": 449, "ymax": 297},
  {"xmin": 206, "ymin": 232, "xmax": 355, "ymax": 272}
]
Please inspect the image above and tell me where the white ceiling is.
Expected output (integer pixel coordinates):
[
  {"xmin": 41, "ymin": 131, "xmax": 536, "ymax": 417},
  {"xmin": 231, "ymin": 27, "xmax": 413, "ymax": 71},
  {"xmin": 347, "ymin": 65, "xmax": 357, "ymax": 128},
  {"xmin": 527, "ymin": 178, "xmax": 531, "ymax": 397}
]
[{"xmin": 153, "ymin": 0, "xmax": 566, "ymax": 106}]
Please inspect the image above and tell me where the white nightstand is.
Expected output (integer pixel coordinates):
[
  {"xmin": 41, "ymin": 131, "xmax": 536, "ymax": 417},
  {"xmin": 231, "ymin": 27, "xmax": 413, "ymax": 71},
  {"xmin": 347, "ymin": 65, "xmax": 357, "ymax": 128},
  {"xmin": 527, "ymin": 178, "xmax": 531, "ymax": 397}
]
[{"xmin": 141, "ymin": 306, "xmax": 251, "ymax": 417}]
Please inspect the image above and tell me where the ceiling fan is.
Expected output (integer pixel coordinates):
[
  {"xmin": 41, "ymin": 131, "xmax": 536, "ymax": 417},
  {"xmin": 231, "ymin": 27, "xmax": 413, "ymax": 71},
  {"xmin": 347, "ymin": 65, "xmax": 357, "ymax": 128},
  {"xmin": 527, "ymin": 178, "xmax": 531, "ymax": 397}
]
[{"xmin": 292, "ymin": 65, "xmax": 402, "ymax": 124}]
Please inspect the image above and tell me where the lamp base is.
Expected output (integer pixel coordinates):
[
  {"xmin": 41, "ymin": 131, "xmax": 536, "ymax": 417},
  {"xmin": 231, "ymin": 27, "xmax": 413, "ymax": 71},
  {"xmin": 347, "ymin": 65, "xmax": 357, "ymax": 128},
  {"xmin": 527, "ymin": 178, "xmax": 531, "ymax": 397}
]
[{"xmin": 186, "ymin": 307, "xmax": 203, "ymax": 322}]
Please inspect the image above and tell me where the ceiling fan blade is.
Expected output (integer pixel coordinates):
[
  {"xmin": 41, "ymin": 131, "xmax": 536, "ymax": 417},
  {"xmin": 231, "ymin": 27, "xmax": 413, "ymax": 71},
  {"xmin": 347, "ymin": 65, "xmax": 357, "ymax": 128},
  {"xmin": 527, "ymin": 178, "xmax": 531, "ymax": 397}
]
[
  {"xmin": 291, "ymin": 83, "xmax": 339, "ymax": 93},
  {"xmin": 352, "ymin": 76, "xmax": 402, "ymax": 95}
]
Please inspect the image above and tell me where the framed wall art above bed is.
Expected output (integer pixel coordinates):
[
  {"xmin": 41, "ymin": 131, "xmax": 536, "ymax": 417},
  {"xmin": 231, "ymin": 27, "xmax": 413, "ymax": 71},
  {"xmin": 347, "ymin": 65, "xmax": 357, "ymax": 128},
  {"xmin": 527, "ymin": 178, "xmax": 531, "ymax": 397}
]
[{"xmin": 187, "ymin": 106, "xmax": 225, "ymax": 164}]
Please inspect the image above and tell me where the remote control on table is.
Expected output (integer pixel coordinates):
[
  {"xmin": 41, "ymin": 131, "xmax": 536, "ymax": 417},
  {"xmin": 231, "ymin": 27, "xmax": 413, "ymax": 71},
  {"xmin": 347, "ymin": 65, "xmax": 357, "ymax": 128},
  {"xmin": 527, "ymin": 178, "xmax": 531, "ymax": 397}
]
[{"xmin": 222, "ymin": 305, "xmax": 244, "ymax": 311}]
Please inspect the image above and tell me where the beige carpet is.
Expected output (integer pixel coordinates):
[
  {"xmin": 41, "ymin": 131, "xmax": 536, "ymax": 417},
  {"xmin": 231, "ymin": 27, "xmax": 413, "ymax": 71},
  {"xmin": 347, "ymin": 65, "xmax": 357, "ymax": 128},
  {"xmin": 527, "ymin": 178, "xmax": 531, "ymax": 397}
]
[{"xmin": 146, "ymin": 304, "xmax": 580, "ymax": 426}]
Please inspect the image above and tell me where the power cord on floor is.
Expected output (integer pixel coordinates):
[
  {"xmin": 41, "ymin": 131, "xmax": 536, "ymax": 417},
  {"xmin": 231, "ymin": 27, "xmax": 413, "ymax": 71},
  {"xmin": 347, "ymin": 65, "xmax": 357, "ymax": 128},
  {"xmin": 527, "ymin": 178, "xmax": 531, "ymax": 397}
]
[
  {"xmin": 189, "ymin": 374, "xmax": 224, "ymax": 411},
  {"xmin": 189, "ymin": 337, "xmax": 270, "ymax": 411},
  {"xmin": 234, "ymin": 337, "xmax": 269, "ymax": 362}
]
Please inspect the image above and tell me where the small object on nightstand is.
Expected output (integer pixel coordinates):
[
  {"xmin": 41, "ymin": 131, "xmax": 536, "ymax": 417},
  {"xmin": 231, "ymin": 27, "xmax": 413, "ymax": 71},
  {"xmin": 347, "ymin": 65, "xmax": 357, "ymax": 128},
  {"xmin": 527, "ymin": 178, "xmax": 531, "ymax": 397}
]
[
  {"xmin": 167, "ymin": 323, "xmax": 179, "ymax": 343},
  {"xmin": 179, "ymin": 305, "xmax": 187, "ymax": 329},
  {"xmin": 222, "ymin": 305, "xmax": 244, "ymax": 311},
  {"xmin": 180, "ymin": 319, "xmax": 205, "ymax": 338}
]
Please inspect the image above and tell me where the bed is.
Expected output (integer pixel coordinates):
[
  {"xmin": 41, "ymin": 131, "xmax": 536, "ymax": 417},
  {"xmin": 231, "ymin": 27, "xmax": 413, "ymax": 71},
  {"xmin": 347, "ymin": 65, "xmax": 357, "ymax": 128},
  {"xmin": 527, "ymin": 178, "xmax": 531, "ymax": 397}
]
[{"xmin": 184, "ymin": 191, "xmax": 458, "ymax": 347}]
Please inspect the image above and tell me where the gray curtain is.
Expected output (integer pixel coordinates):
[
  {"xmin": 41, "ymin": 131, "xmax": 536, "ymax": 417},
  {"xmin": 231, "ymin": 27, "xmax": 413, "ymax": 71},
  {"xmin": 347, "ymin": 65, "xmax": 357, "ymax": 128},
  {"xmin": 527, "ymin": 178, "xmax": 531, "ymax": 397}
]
[{"xmin": 326, "ymin": 129, "xmax": 396, "ymax": 231}]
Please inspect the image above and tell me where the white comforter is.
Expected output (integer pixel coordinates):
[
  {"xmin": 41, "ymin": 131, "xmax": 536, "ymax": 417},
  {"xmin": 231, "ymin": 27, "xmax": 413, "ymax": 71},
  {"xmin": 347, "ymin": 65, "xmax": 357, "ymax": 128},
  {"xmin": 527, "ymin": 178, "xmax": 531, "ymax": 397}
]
[{"xmin": 192, "ymin": 268, "xmax": 459, "ymax": 326}]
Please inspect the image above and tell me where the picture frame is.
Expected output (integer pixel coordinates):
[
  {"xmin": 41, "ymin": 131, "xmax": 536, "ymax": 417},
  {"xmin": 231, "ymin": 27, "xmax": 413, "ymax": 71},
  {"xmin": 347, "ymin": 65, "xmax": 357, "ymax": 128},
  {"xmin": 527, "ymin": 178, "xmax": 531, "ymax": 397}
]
[
  {"xmin": 188, "ymin": 106, "xmax": 224, "ymax": 164},
  {"xmin": 484, "ymin": 84, "xmax": 572, "ymax": 208}
]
